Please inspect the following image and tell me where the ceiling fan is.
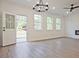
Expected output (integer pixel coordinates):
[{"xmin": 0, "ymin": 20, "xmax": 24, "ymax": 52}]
[{"xmin": 64, "ymin": 4, "xmax": 79, "ymax": 12}]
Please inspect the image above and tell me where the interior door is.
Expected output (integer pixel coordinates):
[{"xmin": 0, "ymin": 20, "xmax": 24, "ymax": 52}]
[{"xmin": 2, "ymin": 12, "xmax": 16, "ymax": 46}]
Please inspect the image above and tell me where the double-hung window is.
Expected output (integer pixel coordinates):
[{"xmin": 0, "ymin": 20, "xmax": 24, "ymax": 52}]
[
  {"xmin": 34, "ymin": 14, "xmax": 42, "ymax": 30},
  {"xmin": 47, "ymin": 16, "xmax": 53, "ymax": 30},
  {"xmin": 56, "ymin": 18, "xmax": 61, "ymax": 30}
]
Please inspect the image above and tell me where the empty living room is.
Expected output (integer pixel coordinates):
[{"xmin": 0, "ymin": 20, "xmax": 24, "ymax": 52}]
[{"xmin": 0, "ymin": 0, "xmax": 79, "ymax": 58}]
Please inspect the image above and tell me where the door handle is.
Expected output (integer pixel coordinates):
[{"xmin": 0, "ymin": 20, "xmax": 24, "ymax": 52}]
[{"xmin": 3, "ymin": 27, "xmax": 5, "ymax": 31}]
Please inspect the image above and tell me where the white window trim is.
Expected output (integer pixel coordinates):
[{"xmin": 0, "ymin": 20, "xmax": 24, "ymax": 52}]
[
  {"xmin": 56, "ymin": 18, "xmax": 61, "ymax": 31},
  {"xmin": 34, "ymin": 14, "xmax": 42, "ymax": 31},
  {"xmin": 47, "ymin": 16, "xmax": 53, "ymax": 31}
]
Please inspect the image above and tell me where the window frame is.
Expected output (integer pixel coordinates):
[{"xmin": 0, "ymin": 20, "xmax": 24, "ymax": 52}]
[
  {"xmin": 56, "ymin": 18, "xmax": 61, "ymax": 30},
  {"xmin": 34, "ymin": 14, "xmax": 42, "ymax": 31},
  {"xmin": 46, "ymin": 16, "xmax": 53, "ymax": 31}
]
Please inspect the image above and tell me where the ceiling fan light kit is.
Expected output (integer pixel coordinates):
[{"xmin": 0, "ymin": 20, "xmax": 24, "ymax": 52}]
[
  {"xmin": 33, "ymin": 0, "xmax": 49, "ymax": 12},
  {"xmin": 64, "ymin": 4, "xmax": 79, "ymax": 12}
]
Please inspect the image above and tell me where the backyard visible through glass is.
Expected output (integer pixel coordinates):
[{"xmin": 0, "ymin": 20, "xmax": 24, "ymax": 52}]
[{"xmin": 16, "ymin": 15, "xmax": 27, "ymax": 43}]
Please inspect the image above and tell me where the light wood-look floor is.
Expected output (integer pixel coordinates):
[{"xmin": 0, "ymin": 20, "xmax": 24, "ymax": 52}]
[{"xmin": 0, "ymin": 38, "xmax": 79, "ymax": 58}]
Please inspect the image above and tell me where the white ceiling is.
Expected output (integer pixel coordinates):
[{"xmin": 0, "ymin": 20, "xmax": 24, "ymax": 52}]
[{"xmin": 5, "ymin": 0, "xmax": 79, "ymax": 16}]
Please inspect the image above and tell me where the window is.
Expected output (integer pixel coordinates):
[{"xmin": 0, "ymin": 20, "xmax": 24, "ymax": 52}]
[
  {"xmin": 56, "ymin": 18, "xmax": 61, "ymax": 30},
  {"xmin": 34, "ymin": 14, "xmax": 42, "ymax": 30},
  {"xmin": 6, "ymin": 14, "xmax": 15, "ymax": 29},
  {"xmin": 47, "ymin": 16, "xmax": 53, "ymax": 30}
]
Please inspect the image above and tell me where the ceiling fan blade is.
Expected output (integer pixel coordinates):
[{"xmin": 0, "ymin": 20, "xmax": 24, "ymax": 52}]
[
  {"xmin": 73, "ymin": 6, "xmax": 79, "ymax": 9},
  {"xmin": 64, "ymin": 8, "xmax": 70, "ymax": 9}
]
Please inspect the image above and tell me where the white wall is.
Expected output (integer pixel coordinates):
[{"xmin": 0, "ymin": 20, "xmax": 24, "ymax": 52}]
[
  {"xmin": 1, "ymin": 0, "xmax": 66, "ymax": 42},
  {"xmin": 0, "ymin": 0, "xmax": 2, "ymax": 46},
  {"xmin": 66, "ymin": 13, "xmax": 79, "ymax": 39},
  {"xmin": 28, "ymin": 12, "xmax": 66, "ymax": 41},
  {"xmin": 0, "ymin": 12, "xmax": 2, "ymax": 46}
]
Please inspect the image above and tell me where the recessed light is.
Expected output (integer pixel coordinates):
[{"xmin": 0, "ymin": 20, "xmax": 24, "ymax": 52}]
[
  {"xmin": 46, "ymin": 2, "xmax": 48, "ymax": 5},
  {"xmin": 66, "ymin": 11, "xmax": 69, "ymax": 14},
  {"xmin": 52, "ymin": 7, "xmax": 55, "ymax": 10},
  {"xmin": 37, "ymin": 2, "xmax": 39, "ymax": 4}
]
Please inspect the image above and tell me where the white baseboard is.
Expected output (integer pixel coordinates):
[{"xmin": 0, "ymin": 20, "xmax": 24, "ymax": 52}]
[
  {"xmin": 29, "ymin": 36, "xmax": 66, "ymax": 42},
  {"xmin": 65, "ymin": 36, "xmax": 79, "ymax": 40}
]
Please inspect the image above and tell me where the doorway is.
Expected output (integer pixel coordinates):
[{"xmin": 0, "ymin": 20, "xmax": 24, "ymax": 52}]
[{"xmin": 16, "ymin": 15, "xmax": 27, "ymax": 43}]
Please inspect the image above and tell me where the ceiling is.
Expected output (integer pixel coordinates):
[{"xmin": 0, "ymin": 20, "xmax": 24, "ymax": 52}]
[{"xmin": 5, "ymin": 0, "xmax": 79, "ymax": 16}]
